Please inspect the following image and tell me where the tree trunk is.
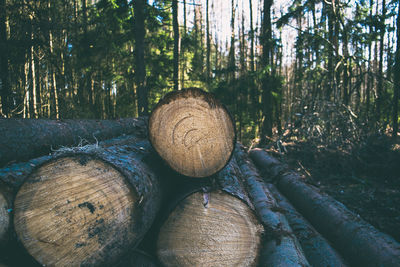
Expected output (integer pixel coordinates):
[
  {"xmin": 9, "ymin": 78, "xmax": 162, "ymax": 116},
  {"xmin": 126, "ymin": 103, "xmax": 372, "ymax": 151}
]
[
  {"xmin": 172, "ymin": 0, "xmax": 179, "ymax": 91},
  {"xmin": 23, "ymin": 60, "xmax": 29, "ymax": 118},
  {"xmin": 0, "ymin": 0, "xmax": 10, "ymax": 117},
  {"xmin": 235, "ymin": 147, "xmax": 310, "ymax": 266},
  {"xmin": 206, "ymin": 0, "xmax": 210, "ymax": 83},
  {"xmin": 376, "ymin": 0, "xmax": 386, "ymax": 123},
  {"xmin": 180, "ymin": 0, "xmax": 187, "ymax": 89},
  {"xmin": 228, "ymin": 0, "xmax": 235, "ymax": 84},
  {"xmin": 393, "ymin": 2, "xmax": 400, "ymax": 137},
  {"xmin": 156, "ymin": 159, "xmax": 263, "ymax": 267},
  {"xmin": 325, "ymin": 1, "xmax": 335, "ymax": 100},
  {"xmin": 148, "ymin": 88, "xmax": 236, "ymax": 178},
  {"xmin": 249, "ymin": 148, "xmax": 400, "ymax": 266},
  {"xmin": 367, "ymin": 6, "xmax": 372, "ymax": 121},
  {"xmin": 0, "ymin": 117, "xmax": 147, "ymax": 167},
  {"xmin": 13, "ymin": 135, "xmax": 161, "ymax": 266},
  {"xmin": 48, "ymin": 0, "xmax": 59, "ymax": 119},
  {"xmin": 134, "ymin": 0, "xmax": 148, "ymax": 115},
  {"xmin": 266, "ymin": 183, "xmax": 347, "ymax": 266},
  {"xmin": 30, "ymin": 31, "xmax": 38, "ymax": 119},
  {"xmin": 192, "ymin": 1, "xmax": 204, "ymax": 80},
  {"xmin": 249, "ymin": 0, "xmax": 255, "ymax": 73},
  {"xmin": 260, "ymin": 0, "xmax": 273, "ymax": 143}
]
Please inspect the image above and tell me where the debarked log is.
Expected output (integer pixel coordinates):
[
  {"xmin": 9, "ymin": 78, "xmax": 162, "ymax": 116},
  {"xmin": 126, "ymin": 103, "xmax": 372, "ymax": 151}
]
[
  {"xmin": 12, "ymin": 135, "xmax": 161, "ymax": 266},
  {"xmin": 250, "ymin": 148, "xmax": 400, "ymax": 266},
  {"xmin": 156, "ymin": 159, "xmax": 263, "ymax": 267},
  {"xmin": 235, "ymin": 146, "xmax": 310, "ymax": 267},
  {"xmin": 0, "ymin": 117, "xmax": 147, "ymax": 167}
]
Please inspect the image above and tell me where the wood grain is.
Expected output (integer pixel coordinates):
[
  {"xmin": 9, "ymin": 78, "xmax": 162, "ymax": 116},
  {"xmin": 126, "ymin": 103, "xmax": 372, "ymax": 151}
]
[
  {"xmin": 157, "ymin": 190, "xmax": 262, "ymax": 267},
  {"xmin": 149, "ymin": 88, "xmax": 235, "ymax": 177},
  {"xmin": 14, "ymin": 157, "xmax": 137, "ymax": 266}
]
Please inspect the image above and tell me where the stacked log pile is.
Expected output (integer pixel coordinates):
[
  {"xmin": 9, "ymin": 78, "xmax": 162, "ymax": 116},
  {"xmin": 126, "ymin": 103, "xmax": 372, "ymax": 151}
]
[
  {"xmin": 250, "ymin": 148, "xmax": 400, "ymax": 266},
  {"xmin": 0, "ymin": 88, "xmax": 400, "ymax": 266}
]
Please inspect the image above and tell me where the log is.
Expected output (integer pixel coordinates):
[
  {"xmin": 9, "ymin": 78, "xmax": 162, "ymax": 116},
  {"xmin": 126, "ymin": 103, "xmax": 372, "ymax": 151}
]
[
  {"xmin": 266, "ymin": 183, "xmax": 347, "ymax": 266},
  {"xmin": 250, "ymin": 148, "xmax": 400, "ymax": 266},
  {"xmin": 0, "ymin": 183, "xmax": 37, "ymax": 267},
  {"xmin": 148, "ymin": 88, "xmax": 236, "ymax": 177},
  {"xmin": 0, "ymin": 117, "xmax": 147, "ymax": 167},
  {"xmin": 0, "ymin": 184, "xmax": 11, "ymax": 247},
  {"xmin": 0, "ymin": 130, "xmax": 147, "ymax": 191},
  {"xmin": 234, "ymin": 146, "xmax": 310, "ymax": 267},
  {"xmin": 0, "ymin": 155, "xmax": 52, "ymax": 190},
  {"xmin": 13, "ymin": 135, "xmax": 161, "ymax": 266},
  {"xmin": 156, "ymin": 159, "xmax": 263, "ymax": 266},
  {"xmin": 116, "ymin": 250, "xmax": 160, "ymax": 267}
]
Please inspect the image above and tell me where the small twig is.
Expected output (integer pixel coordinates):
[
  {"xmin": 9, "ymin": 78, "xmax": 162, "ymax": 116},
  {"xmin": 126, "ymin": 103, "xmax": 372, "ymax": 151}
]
[{"xmin": 297, "ymin": 160, "xmax": 311, "ymax": 178}]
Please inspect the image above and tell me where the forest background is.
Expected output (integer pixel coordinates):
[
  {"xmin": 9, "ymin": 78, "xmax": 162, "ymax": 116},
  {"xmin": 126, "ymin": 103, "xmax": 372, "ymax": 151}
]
[{"xmin": 0, "ymin": 0, "xmax": 399, "ymax": 147}]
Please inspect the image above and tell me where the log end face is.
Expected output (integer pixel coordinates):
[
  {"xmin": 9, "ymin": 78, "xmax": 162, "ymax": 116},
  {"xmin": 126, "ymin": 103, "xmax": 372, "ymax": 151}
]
[
  {"xmin": 149, "ymin": 88, "xmax": 236, "ymax": 178},
  {"xmin": 13, "ymin": 156, "xmax": 138, "ymax": 266},
  {"xmin": 156, "ymin": 191, "xmax": 262, "ymax": 267}
]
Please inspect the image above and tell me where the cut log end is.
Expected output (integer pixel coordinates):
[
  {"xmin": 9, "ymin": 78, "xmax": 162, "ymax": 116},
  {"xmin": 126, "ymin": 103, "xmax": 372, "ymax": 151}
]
[
  {"xmin": 157, "ymin": 190, "xmax": 262, "ymax": 267},
  {"xmin": 149, "ymin": 88, "xmax": 235, "ymax": 177},
  {"xmin": 14, "ymin": 156, "xmax": 138, "ymax": 266}
]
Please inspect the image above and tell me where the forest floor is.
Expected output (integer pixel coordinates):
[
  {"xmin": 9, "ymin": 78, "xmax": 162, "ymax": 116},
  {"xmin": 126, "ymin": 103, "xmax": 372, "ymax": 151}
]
[{"xmin": 264, "ymin": 134, "xmax": 400, "ymax": 242}]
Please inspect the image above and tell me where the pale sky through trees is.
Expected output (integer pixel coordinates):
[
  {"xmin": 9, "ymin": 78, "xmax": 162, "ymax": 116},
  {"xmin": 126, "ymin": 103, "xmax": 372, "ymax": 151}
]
[
  {"xmin": 169, "ymin": 0, "xmax": 397, "ymax": 68},
  {"xmin": 175, "ymin": 0, "xmax": 296, "ymax": 65}
]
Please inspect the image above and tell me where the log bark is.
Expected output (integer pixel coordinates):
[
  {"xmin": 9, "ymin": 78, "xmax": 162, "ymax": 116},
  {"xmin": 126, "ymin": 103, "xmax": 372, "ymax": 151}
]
[
  {"xmin": 116, "ymin": 250, "xmax": 160, "ymax": 267},
  {"xmin": 266, "ymin": 183, "xmax": 347, "ymax": 267},
  {"xmin": 234, "ymin": 146, "xmax": 310, "ymax": 267},
  {"xmin": 149, "ymin": 88, "xmax": 236, "ymax": 177},
  {"xmin": 13, "ymin": 135, "xmax": 161, "ymax": 266},
  {"xmin": 0, "ymin": 117, "xmax": 147, "ymax": 167},
  {"xmin": 0, "ymin": 184, "xmax": 11, "ymax": 247},
  {"xmin": 0, "ymin": 155, "xmax": 52, "ymax": 191},
  {"xmin": 250, "ymin": 148, "xmax": 400, "ymax": 266},
  {"xmin": 156, "ymin": 159, "xmax": 263, "ymax": 267}
]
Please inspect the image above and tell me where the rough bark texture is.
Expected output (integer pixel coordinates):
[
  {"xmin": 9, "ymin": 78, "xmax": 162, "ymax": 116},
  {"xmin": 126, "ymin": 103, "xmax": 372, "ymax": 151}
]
[
  {"xmin": 155, "ymin": 158, "xmax": 263, "ymax": 267},
  {"xmin": 0, "ymin": 0, "xmax": 10, "ymax": 117},
  {"xmin": 172, "ymin": 0, "xmax": 179, "ymax": 91},
  {"xmin": 13, "ymin": 135, "xmax": 161, "ymax": 266},
  {"xmin": 393, "ymin": 2, "xmax": 400, "ymax": 137},
  {"xmin": 149, "ymin": 88, "xmax": 236, "ymax": 177},
  {"xmin": 134, "ymin": 0, "xmax": 148, "ymax": 115},
  {"xmin": 250, "ymin": 148, "xmax": 400, "ymax": 266},
  {"xmin": 0, "ymin": 117, "xmax": 147, "ymax": 167},
  {"xmin": 260, "ymin": 0, "xmax": 273, "ymax": 141},
  {"xmin": 266, "ymin": 183, "xmax": 347, "ymax": 267},
  {"xmin": 0, "ymin": 155, "xmax": 52, "ymax": 191},
  {"xmin": 234, "ymin": 146, "xmax": 310, "ymax": 267},
  {"xmin": 116, "ymin": 250, "xmax": 160, "ymax": 267},
  {"xmin": 0, "ymin": 184, "xmax": 11, "ymax": 247}
]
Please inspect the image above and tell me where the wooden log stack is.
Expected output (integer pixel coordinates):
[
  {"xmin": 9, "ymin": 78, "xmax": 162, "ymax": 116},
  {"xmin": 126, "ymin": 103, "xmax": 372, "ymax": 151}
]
[
  {"xmin": 1, "ymin": 88, "xmax": 400, "ymax": 266},
  {"xmin": 250, "ymin": 148, "xmax": 400, "ymax": 266},
  {"xmin": 156, "ymin": 159, "xmax": 263, "ymax": 267}
]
